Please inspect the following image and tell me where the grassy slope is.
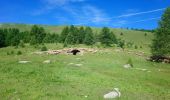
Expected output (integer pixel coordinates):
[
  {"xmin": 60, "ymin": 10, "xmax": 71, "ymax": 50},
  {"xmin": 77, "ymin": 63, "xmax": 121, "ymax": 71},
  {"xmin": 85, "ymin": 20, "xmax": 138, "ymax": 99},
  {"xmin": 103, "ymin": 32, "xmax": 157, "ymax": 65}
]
[
  {"xmin": 0, "ymin": 23, "xmax": 154, "ymax": 51},
  {"xmin": 0, "ymin": 45, "xmax": 169, "ymax": 100},
  {"xmin": 1, "ymin": 23, "xmax": 169, "ymax": 100}
]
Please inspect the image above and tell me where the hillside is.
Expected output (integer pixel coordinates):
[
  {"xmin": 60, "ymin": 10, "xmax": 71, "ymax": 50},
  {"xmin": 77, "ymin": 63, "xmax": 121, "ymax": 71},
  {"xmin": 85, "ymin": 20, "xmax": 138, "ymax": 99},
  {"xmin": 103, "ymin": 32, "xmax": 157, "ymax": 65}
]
[
  {"xmin": 0, "ymin": 23, "xmax": 170, "ymax": 100},
  {"xmin": 0, "ymin": 23, "xmax": 154, "ymax": 51}
]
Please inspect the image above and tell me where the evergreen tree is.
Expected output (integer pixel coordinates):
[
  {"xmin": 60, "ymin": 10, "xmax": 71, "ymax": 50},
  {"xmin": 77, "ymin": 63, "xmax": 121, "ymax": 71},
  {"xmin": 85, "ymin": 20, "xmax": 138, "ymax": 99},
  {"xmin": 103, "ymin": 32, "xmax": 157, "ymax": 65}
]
[
  {"xmin": 30, "ymin": 25, "xmax": 46, "ymax": 44},
  {"xmin": 99, "ymin": 27, "xmax": 117, "ymax": 46},
  {"xmin": 118, "ymin": 39, "xmax": 125, "ymax": 50},
  {"xmin": 0, "ymin": 29, "xmax": 6, "ymax": 48},
  {"xmin": 65, "ymin": 32, "xmax": 75, "ymax": 45},
  {"xmin": 78, "ymin": 26, "xmax": 86, "ymax": 44},
  {"xmin": 5, "ymin": 28, "xmax": 13, "ymax": 46},
  {"xmin": 69, "ymin": 25, "xmax": 78, "ymax": 44},
  {"xmin": 19, "ymin": 40, "xmax": 25, "ymax": 48},
  {"xmin": 30, "ymin": 36, "xmax": 36, "ymax": 45},
  {"xmin": 43, "ymin": 33, "xmax": 51, "ymax": 43},
  {"xmin": 11, "ymin": 28, "xmax": 20, "ymax": 46},
  {"xmin": 60, "ymin": 26, "xmax": 69, "ymax": 43},
  {"xmin": 22, "ymin": 31, "xmax": 30, "ymax": 43},
  {"xmin": 84, "ymin": 27, "xmax": 95, "ymax": 45},
  {"xmin": 151, "ymin": 7, "xmax": 170, "ymax": 56}
]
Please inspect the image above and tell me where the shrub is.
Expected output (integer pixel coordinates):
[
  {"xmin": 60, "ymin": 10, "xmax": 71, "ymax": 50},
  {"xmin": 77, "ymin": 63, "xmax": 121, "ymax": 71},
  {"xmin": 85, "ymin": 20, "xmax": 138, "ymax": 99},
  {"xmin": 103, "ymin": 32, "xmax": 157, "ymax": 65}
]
[
  {"xmin": 63, "ymin": 41, "xmax": 68, "ymax": 47},
  {"xmin": 7, "ymin": 52, "xmax": 10, "ymax": 55},
  {"xmin": 120, "ymin": 32, "xmax": 123, "ymax": 36},
  {"xmin": 19, "ymin": 40, "xmax": 25, "ymax": 48},
  {"xmin": 118, "ymin": 39, "xmax": 125, "ymax": 49},
  {"xmin": 41, "ymin": 45, "xmax": 48, "ymax": 51},
  {"xmin": 135, "ymin": 45, "xmax": 138, "ymax": 49},
  {"xmin": 144, "ymin": 33, "xmax": 147, "ymax": 36},
  {"xmin": 17, "ymin": 51, "xmax": 22, "ymax": 55},
  {"xmin": 11, "ymin": 51, "xmax": 14, "ymax": 55},
  {"xmin": 127, "ymin": 58, "xmax": 133, "ymax": 67},
  {"xmin": 127, "ymin": 42, "xmax": 134, "ymax": 48}
]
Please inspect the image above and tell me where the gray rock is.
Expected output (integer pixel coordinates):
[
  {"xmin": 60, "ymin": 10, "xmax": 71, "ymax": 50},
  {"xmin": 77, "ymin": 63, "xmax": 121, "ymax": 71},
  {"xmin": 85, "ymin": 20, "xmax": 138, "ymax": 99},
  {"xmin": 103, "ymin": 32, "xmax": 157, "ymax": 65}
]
[
  {"xmin": 43, "ymin": 60, "xmax": 51, "ymax": 64},
  {"xmin": 75, "ymin": 64, "xmax": 82, "ymax": 66},
  {"xmin": 123, "ymin": 64, "xmax": 132, "ymax": 68},
  {"xmin": 104, "ymin": 88, "xmax": 121, "ymax": 99},
  {"xmin": 18, "ymin": 61, "xmax": 30, "ymax": 64}
]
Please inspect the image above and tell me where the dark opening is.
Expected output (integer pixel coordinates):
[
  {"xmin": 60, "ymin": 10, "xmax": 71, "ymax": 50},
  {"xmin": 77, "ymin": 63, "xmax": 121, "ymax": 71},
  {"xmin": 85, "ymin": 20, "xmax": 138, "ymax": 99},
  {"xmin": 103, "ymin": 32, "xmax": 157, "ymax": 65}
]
[{"xmin": 71, "ymin": 49, "xmax": 80, "ymax": 55}]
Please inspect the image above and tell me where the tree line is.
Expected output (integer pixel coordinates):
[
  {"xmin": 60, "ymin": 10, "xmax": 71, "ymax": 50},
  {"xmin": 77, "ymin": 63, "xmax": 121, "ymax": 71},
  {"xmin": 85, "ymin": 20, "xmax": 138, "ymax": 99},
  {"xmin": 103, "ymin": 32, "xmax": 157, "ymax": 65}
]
[{"xmin": 0, "ymin": 25, "xmax": 120, "ymax": 48}]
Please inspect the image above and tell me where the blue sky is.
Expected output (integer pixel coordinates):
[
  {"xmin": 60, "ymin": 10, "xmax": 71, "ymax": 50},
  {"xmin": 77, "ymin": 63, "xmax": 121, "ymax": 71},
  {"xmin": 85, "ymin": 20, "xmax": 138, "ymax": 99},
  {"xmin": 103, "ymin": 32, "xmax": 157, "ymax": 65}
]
[{"xmin": 0, "ymin": 0, "xmax": 169, "ymax": 29}]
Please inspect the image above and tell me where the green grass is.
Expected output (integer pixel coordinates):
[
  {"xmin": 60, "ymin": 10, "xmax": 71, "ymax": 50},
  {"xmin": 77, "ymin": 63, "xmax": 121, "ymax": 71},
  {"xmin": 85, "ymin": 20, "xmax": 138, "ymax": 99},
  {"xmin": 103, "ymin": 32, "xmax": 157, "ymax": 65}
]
[
  {"xmin": 0, "ymin": 23, "xmax": 168, "ymax": 100},
  {"xmin": 0, "ymin": 44, "xmax": 169, "ymax": 100}
]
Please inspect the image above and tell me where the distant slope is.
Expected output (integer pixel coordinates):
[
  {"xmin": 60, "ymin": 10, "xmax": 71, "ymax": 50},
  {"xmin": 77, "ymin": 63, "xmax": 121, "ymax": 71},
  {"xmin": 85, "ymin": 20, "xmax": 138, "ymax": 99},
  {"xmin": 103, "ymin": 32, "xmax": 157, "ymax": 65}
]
[
  {"xmin": 0, "ymin": 23, "xmax": 65, "ymax": 33},
  {"xmin": 0, "ymin": 23, "xmax": 154, "ymax": 50}
]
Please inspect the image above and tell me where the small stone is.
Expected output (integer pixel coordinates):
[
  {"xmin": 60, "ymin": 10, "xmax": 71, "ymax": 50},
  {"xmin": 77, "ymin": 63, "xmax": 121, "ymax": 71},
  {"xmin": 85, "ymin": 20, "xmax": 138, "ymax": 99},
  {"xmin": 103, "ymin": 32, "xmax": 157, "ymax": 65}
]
[
  {"xmin": 123, "ymin": 64, "xmax": 132, "ymax": 68},
  {"xmin": 43, "ymin": 60, "xmax": 51, "ymax": 64},
  {"xmin": 104, "ymin": 88, "xmax": 121, "ymax": 99},
  {"xmin": 18, "ymin": 61, "xmax": 30, "ymax": 64},
  {"xmin": 75, "ymin": 64, "xmax": 82, "ymax": 66},
  {"xmin": 68, "ymin": 63, "xmax": 74, "ymax": 65},
  {"xmin": 141, "ymin": 69, "xmax": 147, "ymax": 71}
]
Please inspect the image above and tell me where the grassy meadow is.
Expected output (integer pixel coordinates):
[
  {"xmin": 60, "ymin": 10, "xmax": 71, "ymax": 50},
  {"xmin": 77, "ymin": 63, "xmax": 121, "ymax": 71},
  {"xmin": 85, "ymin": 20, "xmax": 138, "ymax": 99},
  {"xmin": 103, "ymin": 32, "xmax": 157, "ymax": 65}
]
[{"xmin": 0, "ymin": 24, "xmax": 170, "ymax": 100}]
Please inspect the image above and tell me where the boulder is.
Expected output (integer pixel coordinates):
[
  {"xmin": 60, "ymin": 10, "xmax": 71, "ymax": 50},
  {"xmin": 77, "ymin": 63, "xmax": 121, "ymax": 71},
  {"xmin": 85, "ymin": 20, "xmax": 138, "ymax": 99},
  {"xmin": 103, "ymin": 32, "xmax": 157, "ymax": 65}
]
[
  {"xmin": 104, "ymin": 88, "xmax": 121, "ymax": 99},
  {"xmin": 123, "ymin": 64, "xmax": 132, "ymax": 68},
  {"xmin": 18, "ymin": 61, "xmax": 30, "ymax": 64},
  {"xmin": 43, "ymin": 60, "xmax": 51, "ymax": 64}
]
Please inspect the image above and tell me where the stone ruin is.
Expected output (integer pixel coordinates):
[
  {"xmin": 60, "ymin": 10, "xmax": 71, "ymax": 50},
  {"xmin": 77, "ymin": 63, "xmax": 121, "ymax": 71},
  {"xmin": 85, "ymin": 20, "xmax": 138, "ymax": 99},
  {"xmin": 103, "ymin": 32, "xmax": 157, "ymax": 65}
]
[
  {"xmin": 147, "ymin": 55, "xmax": 170, "ymax": 63},
  {"xmin": 33, "ymin": 48, "xmax": 98, "ymax": 55}
]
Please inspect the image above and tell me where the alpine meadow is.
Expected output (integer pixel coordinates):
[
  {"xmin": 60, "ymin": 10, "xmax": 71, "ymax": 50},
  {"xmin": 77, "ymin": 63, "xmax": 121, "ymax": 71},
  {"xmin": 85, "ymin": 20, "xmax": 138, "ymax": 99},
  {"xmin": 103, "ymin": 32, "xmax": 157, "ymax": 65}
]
[{"xmin": 0, "ymin": 0, "xmax": 170, "ymax": 100}]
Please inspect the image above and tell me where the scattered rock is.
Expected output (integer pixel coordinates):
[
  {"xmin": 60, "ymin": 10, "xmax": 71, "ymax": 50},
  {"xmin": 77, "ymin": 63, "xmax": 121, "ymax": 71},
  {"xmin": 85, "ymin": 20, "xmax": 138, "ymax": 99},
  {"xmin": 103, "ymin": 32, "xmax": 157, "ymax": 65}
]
[
  {"xmin": 141, "ymin": 69, "xmax": 147, "ymax": 71},
  {"xmin": 35, "ymin": 48, "xmax": 98, "ymax": 55},
  {"xmin": 43, "ymin": 60, "xmax": 51, "ymax": 64},
  {"xmin": 123, "ymin": 64, "xmax": 132, "ymax": 68},
  {"xmin": 148, "ymin": 55, "xmax": 170, "ymax": 63},
  {"xmin": 135, "ymin": 68, "xmax": 147, "ymax": 71},
  {"xmin": 84, "ymin": 95, "xmax": 88, "ymax": 98},
  {"xmin": 18, "ymin": 61, "xmax": 30, "ymax": 64},
  {"xmin": 104, "ymin": 88, "xmax": 121, "ymax": 99},
  {"xmin": 68, "ymin": 63, "xmax": 74, "ymax": 65},
  {"xmin": 75, "ymin": 64, "xmax": 82, "ymax": 67}
]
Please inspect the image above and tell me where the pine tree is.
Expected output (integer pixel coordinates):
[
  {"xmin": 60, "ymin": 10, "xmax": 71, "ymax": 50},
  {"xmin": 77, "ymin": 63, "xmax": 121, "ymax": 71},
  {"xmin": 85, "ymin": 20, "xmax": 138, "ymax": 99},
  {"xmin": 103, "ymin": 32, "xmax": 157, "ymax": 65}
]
[
  {"xmin": 0, "ymin": 29, "xmax": 6, "ymax": 48},
  {"xmin": 69, "ymin": 25, "xmax": 78, "ymax": 44},
  {"xmin": 99, "ymin": 27, "xmax": 117, "ymax": 46},
  {"xmin": 78, "ymin": 26, "xmax": 86, "ymax": 44},
  {"xmin": 84, "ymin": 27, "xmax": 95, "ymax": 45},
  {"xmin": 10, "ymin": 28, "xmax": 20, "ymax": 46},
  {"xmin": 60, "ymin": 26, "xmax": 69, "ymax": 43},
  {"xmin": 65, "ymin": 32, "xmax": 74, "ymax": 45},
  {"xmin": 30, "ymin": 25, "xmax": 46, "ymax": 44},
  {"xmin": 151, "ymin": 7, "xmax": 170, "ymax": 57}
]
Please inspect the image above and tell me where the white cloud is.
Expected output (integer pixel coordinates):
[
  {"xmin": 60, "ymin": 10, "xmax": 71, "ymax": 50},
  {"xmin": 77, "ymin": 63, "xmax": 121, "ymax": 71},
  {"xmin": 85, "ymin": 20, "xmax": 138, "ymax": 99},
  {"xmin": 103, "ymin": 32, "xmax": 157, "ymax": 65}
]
[
  {"xmin": 114, "ymin": 8, "xmax": 165, "ymax": 18},
  {"xmin": 73, "ymin": 8, "xmax": 165, "ymax": 26},
  {"xmin": 44, "ymin": 0, "xmax": 86, "ymax": 7},
  {"xmin": 32, "ymin": 1, "xmax": 164, "ymax": 27},
  {"xmin": 129, "ymin": 17, "xmax": 161, "ymax": 24},
  {"xmin": 112, "ymin": 17, "xmax": 160, "ymax": 27},
  {"xmin": 82, "ymin": 5, "xmax": 109, "ymax": 23}
]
